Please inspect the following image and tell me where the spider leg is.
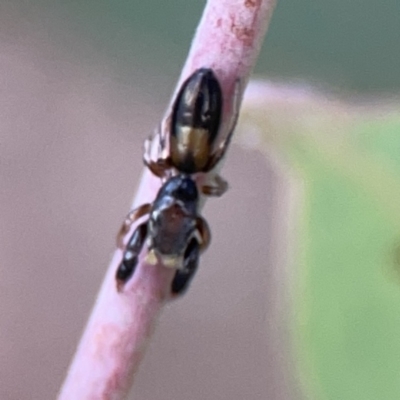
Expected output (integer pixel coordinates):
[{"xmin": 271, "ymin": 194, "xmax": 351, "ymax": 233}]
[
  {"xmin": 171, "ymin": 238, "xmax": 200, "ymax": 296},
  {"xmin": 116, "ymin": 203, "xmax": 151, "ymax": 249},
  {"xmin": 116, "ymin": 223, "xmax": 148, "ymax": 291},
  {"xmin": 143, "ymin": 135, "xmax": 172, "ymax": 178},
  {"xmin": 159, "ymin": 114, "xmax": 172, "ymax": 158},
  {"xmin": 195, "ymin": 216, "xmax": 211, "ymax": 252},
  {"xmin": 201, "ymin": 174, "xmax": 229, "ymax": 197},
  {"xmin": 171, "ymin": 216, "xmax": 210, "ymax": 296}
]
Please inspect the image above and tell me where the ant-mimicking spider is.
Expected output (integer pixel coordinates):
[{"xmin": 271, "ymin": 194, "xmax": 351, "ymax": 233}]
[{"xmin": 116, "ymin": 68, "xmax": 240, "ymax": 295}]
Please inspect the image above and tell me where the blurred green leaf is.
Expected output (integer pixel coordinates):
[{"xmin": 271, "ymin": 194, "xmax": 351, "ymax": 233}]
[{"xmin": 242, "ymin": 85, "xmax": 400, "ymax": 399}]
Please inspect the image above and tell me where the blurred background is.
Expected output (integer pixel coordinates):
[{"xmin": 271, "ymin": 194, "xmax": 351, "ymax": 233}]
[{"xmin": 1, "ymin": 1, "xmax": 400, "ymax": 399}]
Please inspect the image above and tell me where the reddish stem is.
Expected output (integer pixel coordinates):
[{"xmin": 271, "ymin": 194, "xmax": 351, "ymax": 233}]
[{"xmin": 58, "ymin": 0, "xmax": 276, "ymax": 399}]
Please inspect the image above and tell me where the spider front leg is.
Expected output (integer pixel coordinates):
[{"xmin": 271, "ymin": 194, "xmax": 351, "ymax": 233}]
[
  {"xmin": 158, "ymin": 115, "xmax": 173, "ymax": 160},
  {"xmin": 195, "ymin": 216, "xmax": 211, "ymax": 252},
  {"xmin": 116, "ymin": 223, "xmax": 148, "ymax": 291},
  {"xmin": 201, "ymin": 174, "xmax": 229, "ymax": 197},
  {"xmin": 203, "ymin": 78, "xmax": 242, "ymax": 172},
  {"xmin": 116, "ymin": 203, "xmax": 151, "ymax": 248},
  {"xmin": 143, "ymin": 135, "xmax": 172, "ymax": 179},
  {"xmin": 171, "ymin": 216, "xmax": 211, "ymax": 295},
  {"xmin": 171, "ymin": 239, "xmax": 200, "ymax": 295}
]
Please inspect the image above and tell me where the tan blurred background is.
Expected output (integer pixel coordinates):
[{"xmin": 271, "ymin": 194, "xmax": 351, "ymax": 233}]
[
  {"xmin": 1, "ymin": 1, "xmax": 399, "ymax": 399},
  {"xmin": 0, "ymin": 8, "xmax": 295, "ymax": 400}
]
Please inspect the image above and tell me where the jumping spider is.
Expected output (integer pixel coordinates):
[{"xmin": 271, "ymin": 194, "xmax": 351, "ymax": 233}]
[{"xmin": 116, "ymin": 68, "xmax": 240, "ymax": 295}]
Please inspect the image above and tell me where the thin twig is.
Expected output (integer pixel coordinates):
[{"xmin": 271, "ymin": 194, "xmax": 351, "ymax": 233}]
[{"xmin": 58, "ymin": 0, "xmax": 276, "ymax": 399}]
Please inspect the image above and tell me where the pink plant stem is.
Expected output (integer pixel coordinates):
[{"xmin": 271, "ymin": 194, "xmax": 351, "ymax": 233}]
[{"xmin": 58, "ymin": 1, "xmax": 276, "ymax": 399}]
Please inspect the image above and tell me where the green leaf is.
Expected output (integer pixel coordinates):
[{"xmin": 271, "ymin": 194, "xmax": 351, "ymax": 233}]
[{"xmin": 241, "ymin": 84, "xmax": 400, "ymax": 399}]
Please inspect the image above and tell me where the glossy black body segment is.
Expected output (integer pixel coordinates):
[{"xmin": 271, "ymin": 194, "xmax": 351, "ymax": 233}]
[
  {"xmin": 116, "ymin": 223, "xmax": 148, "ymax": 287},
  {"xmin": 143, "ymin": 67, "xmax": 234, "ymax": 196},
  {"xmin": 147, "ymin": 175, "xmax": 199, "ymax": 258},
  {"xmin": 170, "ymin": 68, "xmax": 223, "ymax": 174},
  {"xmin": 152, "ymin": 174, "xmax": 199, "ymax": 213},
  {"xmin": 171, "ymin": 239, "xmax": 200, "ymax": 295},
  {"xmin": 116, "ymin": 175, "xmax": 208, "ymax": 295}
]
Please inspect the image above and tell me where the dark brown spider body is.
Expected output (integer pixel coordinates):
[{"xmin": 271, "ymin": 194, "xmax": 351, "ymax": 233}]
[
  {"xmin": 170, "ymin": 68, "xmax": 223, "ymax": 174},
  {"xmin": 116, "ymin": 175, "xmax": 208, "ymax": 295},
  {"xmin": 116, "ymin": 68, "xmax": 241, "ymax": 295}
]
